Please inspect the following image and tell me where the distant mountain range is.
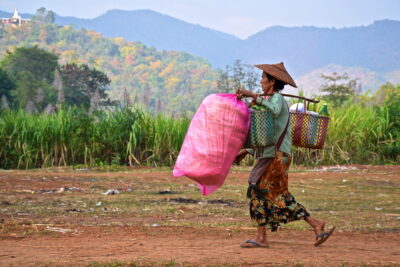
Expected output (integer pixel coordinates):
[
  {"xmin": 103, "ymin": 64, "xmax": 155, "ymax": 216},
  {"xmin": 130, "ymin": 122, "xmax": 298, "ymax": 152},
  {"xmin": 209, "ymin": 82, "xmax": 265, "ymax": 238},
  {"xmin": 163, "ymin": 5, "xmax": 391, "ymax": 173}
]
[
  {"xmin": 291, "ymin": 65, "xmax": 400, "ymax": 96},
  {"xmin": 1, "ymin": 9, "xmax": 399, "ymax": 94}
]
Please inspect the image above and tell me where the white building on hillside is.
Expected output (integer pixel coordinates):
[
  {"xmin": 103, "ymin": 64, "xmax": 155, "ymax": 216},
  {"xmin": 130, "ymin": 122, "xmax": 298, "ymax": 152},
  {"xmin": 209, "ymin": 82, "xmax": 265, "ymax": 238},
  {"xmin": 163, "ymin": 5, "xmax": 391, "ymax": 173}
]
[{"xmin": 1, "ymin": 9, "xmax": 31, "ymax": 27}]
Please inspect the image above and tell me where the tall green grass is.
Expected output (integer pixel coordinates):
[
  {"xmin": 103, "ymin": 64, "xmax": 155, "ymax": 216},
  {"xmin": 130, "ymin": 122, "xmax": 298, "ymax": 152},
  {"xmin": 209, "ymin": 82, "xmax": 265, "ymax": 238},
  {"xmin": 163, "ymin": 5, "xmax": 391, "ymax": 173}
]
[
  {"xmin": 0, "ymin": 104, "xmax": 397, "ymax": 169},
  {"xmin": 0, "ymin": 107, "xmax": 189, "ymax": 169}
]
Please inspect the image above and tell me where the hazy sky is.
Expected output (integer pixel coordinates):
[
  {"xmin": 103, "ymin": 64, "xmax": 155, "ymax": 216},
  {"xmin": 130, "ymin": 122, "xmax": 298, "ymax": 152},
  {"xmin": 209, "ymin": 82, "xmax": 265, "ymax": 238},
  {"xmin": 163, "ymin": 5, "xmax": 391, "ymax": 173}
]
[{"xmin": 1, "ymin": 0, "xmax": 400, "ymax": 38}]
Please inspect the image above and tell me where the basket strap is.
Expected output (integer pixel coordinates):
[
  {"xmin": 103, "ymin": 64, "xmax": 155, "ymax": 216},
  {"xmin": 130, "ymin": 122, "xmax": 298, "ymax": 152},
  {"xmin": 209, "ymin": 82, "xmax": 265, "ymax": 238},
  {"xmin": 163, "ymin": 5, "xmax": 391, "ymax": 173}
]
[{"xmin": 275, "ymin": 102, "xmax": 290, "ymax": 152}]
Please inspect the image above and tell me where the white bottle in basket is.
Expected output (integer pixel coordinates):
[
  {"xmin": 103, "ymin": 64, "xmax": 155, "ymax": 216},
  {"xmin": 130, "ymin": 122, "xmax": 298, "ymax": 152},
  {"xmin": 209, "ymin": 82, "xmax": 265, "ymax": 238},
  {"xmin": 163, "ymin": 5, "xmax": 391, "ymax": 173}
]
[{"xmin": 289, "ymin": 103, "xmax": 305, "ymax": 112}]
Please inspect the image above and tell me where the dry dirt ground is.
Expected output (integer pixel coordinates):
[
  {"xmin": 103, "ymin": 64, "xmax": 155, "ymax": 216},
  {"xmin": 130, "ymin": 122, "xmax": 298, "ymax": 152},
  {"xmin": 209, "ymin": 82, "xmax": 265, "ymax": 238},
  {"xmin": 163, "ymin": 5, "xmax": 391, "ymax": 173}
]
[{"xmin": 0, "ymin": 165, "xmax": 399, "ymax": 267}]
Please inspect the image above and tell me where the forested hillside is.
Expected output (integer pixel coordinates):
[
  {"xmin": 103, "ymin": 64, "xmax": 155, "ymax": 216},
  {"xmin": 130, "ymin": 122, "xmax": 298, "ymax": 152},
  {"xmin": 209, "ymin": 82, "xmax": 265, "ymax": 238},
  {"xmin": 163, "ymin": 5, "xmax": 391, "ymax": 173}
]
[
  {"xmin": 0, "ymin": 21, "xmax": 218, "ymax": 114},
  {"xmin": 2, "ymin": 9, "xmax": 400, "ymax": 96},
  {"xmin": 51, "ymin": 9, "xmax": 400, "ymax": 75},
  {"xmin": 54, "ymin": 9, "xmax": 242, "ymax": 68},
  {"xmin": 3, "ymin": 9, "xmax": 400, "ymax": 76}
]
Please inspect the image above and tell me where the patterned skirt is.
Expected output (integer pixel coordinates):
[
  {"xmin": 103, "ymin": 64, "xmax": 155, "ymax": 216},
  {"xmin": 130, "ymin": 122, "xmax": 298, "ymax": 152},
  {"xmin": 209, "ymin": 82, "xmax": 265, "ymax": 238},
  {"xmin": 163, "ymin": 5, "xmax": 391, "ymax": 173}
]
[{"xmin": 249, "ymin": 152, "xmax": 310, "ymax": 231}]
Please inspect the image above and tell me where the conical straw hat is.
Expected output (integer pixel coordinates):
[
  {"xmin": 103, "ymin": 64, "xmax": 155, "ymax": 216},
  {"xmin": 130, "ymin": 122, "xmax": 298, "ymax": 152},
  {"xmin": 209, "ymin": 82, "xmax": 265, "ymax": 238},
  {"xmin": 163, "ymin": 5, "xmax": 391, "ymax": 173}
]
[{"xmin": 255, "ymin": 62, "xmax": 297, "ymax": 88}]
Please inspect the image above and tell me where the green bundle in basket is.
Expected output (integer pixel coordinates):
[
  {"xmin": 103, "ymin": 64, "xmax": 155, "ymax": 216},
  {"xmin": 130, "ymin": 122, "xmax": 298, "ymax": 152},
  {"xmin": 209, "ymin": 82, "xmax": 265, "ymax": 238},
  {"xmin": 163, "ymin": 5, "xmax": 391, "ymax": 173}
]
[{"xmin": 244, "ymin": 107, "xmax": 275, "ymax": 148}]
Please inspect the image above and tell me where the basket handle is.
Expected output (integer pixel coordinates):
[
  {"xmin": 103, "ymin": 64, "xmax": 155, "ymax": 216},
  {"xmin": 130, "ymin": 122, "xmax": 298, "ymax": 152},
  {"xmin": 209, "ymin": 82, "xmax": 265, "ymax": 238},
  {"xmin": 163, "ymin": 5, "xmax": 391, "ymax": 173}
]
[
  {"xmin": 280, "ymin": 94, "xmax": 319, "ymax": 113},
  {"xmin": 254, "ymin": 93, "xmax": 320, "ymax": 112},
  {"xmin": 280, "ymin": 94, "xmax": 320, "ymax": 104}
]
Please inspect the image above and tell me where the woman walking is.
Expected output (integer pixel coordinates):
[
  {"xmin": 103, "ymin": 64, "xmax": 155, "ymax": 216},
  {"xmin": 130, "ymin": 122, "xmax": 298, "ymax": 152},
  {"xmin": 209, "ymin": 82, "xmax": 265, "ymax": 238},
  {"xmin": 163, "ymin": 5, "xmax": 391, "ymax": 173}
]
[{"xmin": 235, "ymin": 62, "xmax": 334, "ymax": 248}]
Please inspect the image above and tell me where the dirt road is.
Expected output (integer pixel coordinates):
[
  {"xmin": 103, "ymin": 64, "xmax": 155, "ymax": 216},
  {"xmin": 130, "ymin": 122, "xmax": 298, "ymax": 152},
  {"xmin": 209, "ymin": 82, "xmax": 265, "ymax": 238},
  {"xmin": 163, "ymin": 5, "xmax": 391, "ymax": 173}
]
[
  {"xmin": 0, "ymin": 165, "xmax": 399, "ymax": 266},
  {"xmin": 1, "ymin": 225, "xmax": 399, "ymax": 266}
]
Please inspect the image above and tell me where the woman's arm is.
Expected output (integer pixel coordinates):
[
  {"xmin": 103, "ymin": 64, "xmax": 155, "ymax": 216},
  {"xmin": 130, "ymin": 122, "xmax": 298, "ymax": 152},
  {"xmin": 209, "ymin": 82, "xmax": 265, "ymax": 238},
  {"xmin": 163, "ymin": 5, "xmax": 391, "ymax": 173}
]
[
  {"xmin": 234, "ymin": 149, "xmax": 250, "ymax": 164},
  {"xmin": 237, "ymin": 89, "xmax": 282, "ymax": 116},
  {"xmin": 254, "ymin": 94, "xmax": 282, "ymax": 116}
]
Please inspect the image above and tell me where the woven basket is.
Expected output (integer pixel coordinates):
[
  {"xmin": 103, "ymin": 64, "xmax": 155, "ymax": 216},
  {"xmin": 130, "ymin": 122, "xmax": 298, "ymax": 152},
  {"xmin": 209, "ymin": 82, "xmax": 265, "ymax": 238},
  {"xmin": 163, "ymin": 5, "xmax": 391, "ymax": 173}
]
[
  {"xmin": 244, "ymin": 109, "xmax": 275, "ymax": 148},
  {"xmin": 290, "ymin": 112, "xmax": 329, "ymax": 149}
]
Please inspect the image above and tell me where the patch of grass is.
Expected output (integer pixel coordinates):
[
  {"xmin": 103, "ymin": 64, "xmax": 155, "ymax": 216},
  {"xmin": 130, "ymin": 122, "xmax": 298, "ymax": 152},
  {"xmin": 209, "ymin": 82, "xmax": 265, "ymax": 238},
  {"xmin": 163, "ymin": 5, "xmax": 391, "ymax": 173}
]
[
  {"xmin": 1, "ymin": 167, "xmax": 399, "ymax": 234},
  {"xmin": 0, "ymin": 219, "xmax": 41, "ymax": 238},
  {"xmin": 286, "ymin": 176, "xmax": 400, "ymax": 232}
]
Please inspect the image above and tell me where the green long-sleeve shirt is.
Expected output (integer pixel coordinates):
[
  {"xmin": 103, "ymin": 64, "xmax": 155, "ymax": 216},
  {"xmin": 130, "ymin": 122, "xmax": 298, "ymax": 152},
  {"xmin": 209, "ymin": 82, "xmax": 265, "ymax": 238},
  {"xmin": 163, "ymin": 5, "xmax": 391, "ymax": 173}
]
[{"xmin": 246, "ymin": 93, "xmax": 292, "ymax": 158}]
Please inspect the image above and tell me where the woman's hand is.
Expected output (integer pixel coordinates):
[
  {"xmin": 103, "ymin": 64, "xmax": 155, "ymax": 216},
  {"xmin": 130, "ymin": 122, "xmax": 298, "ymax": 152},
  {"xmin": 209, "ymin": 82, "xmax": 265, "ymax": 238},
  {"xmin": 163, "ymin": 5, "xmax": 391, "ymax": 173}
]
[
  {"xmin": 236, "ymin": 89, "xmax": 258, "ymax": 99},
  {"xmin": 248, "ymin": 100, "xmax": 256, "ymax": 108},
  {"xmin": 234, "ymin": 149, "xmax": 249, "ymax": 165}
]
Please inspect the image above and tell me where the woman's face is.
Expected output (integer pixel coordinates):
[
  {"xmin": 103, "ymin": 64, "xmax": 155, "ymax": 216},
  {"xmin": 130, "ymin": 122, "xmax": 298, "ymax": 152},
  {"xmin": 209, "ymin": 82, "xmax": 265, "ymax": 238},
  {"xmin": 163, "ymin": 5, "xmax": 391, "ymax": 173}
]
[{"xmin": 260, "ymin": 72, "xmax": 275, "ymax": 94}]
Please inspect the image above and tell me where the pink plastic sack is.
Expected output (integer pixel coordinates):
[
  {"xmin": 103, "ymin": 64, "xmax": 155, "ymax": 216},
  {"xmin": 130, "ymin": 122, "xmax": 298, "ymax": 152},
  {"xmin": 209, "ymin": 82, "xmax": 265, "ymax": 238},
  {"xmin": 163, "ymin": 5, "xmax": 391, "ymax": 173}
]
[{"xmin": 173, "ymin": 93, "xmax": 250, "ymax": 195}]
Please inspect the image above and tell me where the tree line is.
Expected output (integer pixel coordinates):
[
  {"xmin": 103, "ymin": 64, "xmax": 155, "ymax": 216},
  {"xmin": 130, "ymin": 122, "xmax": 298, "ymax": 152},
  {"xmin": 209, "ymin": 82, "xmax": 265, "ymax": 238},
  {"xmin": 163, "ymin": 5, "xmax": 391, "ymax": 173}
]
[{"xmin": 0, "ymin": 46, "xmax": 113, "ymax": 113}]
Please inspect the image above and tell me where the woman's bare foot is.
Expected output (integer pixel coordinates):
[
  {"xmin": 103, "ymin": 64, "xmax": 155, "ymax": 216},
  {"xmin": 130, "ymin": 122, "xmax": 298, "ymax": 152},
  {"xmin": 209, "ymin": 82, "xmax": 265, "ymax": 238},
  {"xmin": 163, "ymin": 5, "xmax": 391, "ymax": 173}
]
[
  {"xmin": 305, "ymin": 216, "xmax": 335, "ymax": 246},
  {"xmin": 241, "ymin": 226, "xmax": 269, "ymax": 248},
  {"xmin": 240, "ymin": 239, "xmax": 269, "ymax": 248},
  {"xmin": 313, "ymin": 221, "xmax": 326, "ymax": 241},
  {"xmin": 305, "ymin": 216, "xmax": 325, "ymax": 240}
]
